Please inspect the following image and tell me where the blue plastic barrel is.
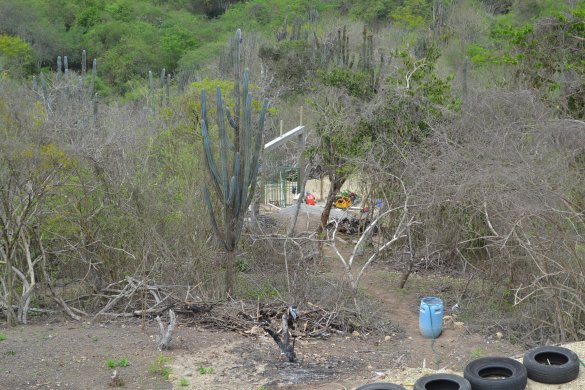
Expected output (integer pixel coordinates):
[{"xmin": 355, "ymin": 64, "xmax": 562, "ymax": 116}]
[{"xmin": 419, "ymin": 297, "xmax": 443, "ymax": 338}]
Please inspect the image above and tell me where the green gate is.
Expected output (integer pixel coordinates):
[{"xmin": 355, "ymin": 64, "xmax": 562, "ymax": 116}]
[{"xmin": 263, "ymin": 167, "xmax": 299, "ymax": 207}]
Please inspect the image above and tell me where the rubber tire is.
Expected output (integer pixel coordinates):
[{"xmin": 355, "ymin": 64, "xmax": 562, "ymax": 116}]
[
  {"xmin": 414, "ymin": 373, "xmax": 471, "ymax": 390},
  {"xmin": 464, "ymin": 357, "xmax": 527, "ymax": 390},
  {"xmin": 523, "ymin": 346, "xmax": 580, "ymax": 384},
  {"xmin": 355, "ymin": 383, "xmax": 406, "ymax": 390}
]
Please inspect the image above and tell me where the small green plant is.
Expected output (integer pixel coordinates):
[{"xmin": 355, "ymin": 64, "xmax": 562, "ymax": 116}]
[
  {"xmin": 118, "ymin": 357, "xmax": 129, "ymax": 367},
  {"xmin": 198, "ymin": 366, "xmax": 215, "ymax": 375},
  {"xmin": 149, "ymin": 354, "xmax": 173, "ymax": 380},
  {"xmin": 257, "ymin": 386, "xmax": 267, "ymax": 390},
  {"xmin": 0, "ymin": 333, "xmax": 6, "ymax": 341},
  {"xmin": 471, "ymin": 347, "xmax": 483, "ymax": 359},
  {"xmin": 179, "ymin": 377, "xmax": 189, "ymax": 387},
  {"xmin": 5, "ymin": 350, "xmax": 15, "ymax": 356},
  {"xmin": 106, "ymin": 357, "xmax": 129, "ymax": 368}
]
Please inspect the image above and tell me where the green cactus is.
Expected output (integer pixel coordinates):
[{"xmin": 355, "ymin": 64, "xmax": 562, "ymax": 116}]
[
  {"xmin": 166, "ymin": 73, "xmax": 171, "ymax": 104},
  {"xmin": 200, "ymin": 29, "xmax": 269, "ymax": 297},
  {"xmin": 57, "ymin": 56, "xmax": 62, "ymax": 81},
  {"xmin": 89, "ymin": 59, "xmax": 97, "ymax": 98},
  {"xmin": 40, "ymin": 72, "xmax": 49, "ymax": 110},
  {"xmin": 160, "ymin": 68, "xmax": 166, "ymax": 106},
  {"xmin": 82, "ymin": 50, "xmax": 87, "ymax": 78}
]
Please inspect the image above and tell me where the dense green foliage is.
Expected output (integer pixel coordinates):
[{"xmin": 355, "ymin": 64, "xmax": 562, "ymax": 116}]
[{"xmin": 0, "ymin": 0, "xmax": 337, "ymax": 93}]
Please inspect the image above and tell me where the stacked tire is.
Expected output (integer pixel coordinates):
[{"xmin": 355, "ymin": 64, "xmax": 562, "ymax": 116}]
[
  {"xmin": 355, "ymin": 346, "xmax": 580, "ymax": 390},
  {"xmin": 523, "ymin": 346, "xmax": 580, "ymax": 384},
  {"xmin": 464, "ymin": 357, "xmax": 527, "ymax": 390}
]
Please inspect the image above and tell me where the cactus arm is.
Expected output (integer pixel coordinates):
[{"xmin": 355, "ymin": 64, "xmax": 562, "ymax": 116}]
[
  {"xmin": 227, "ymin": 176, "xmax": 237, "ymax": 209},
  {"xmin": 228, "ymin": 152, "xmax": 241, "ymax": 211},
  {"xmin": 241, "ymin": 68, "xmax": 250, "ymax": 149},
  {"xmin": 226, "ymin": 108, "xmax": 237, "ymax": 130},
  {"xmin": 200, "ymin": 89, "xmax": 223, "ymax": 197},
  {"xmin": 240, "ymin": 90, "xmax": 253, "ymax": 209},
  {"xmin": 244, "ymin": 98, "xmax": 268, "ymax": 210},
  {"xmin": 201, "ymin": 119, "xmax": 223, "ymax": 196},
  {"xmin": 223, "ymin": 108, "xmax": 236, "ymax": 151},
  {"xmin": 233, "ymin": 29, "xmax": 242, "ymax": 138},
  {"xmin": 216, "ymin": 87, "xmax": 229, "ymax": 205},
  {"xmin": 203, "ymin": 187, "xmax": 227, "ymax": 250}
]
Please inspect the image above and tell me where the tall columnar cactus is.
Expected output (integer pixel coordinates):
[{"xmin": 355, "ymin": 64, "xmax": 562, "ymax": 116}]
[
  {"xmin": 57, "ymin": 56, "xmax": 62, "ymax": 81},
  {"xmin": 200, "ymin": 29, "xmax": 269, "ymax": 297},
  {"xmin": 81, "ymin": 50, "xmax": 87, "ymax": 78},
  {"xmin": 89, "ymin": 59, "xmax": 97, "ymax": 98},
  {"xmin": 166, "ymin": 73, "xmax": 171, "ymax": 103},
  {"xmin": 40, "ymin": 72, "xmax": 49, "ymax": 110}
]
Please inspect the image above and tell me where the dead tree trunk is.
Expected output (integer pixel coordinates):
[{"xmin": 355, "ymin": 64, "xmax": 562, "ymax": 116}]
[
  {"xmin": 156, "ymin": 309, "xmax": 176, "ymax": 351},
  {"xmin": 263, "ymin": 309, "xmax": 297, "ymax": 362}
]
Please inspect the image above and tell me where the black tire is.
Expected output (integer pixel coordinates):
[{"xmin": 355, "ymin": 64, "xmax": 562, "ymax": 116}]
[
  {"xmin": 355, "ymin": 383, "xmax": 406, "ymax": 390},
  {"xmin": 464, "ymin": 357, "xmax": 527, "ymax": 390},
  {"xmin": 523, "ymin": 346, "xmax": 580, "ymax": 384},
  {"xmin": 414, "ymin": 373, "xmax": 471, "ymax": 390}
]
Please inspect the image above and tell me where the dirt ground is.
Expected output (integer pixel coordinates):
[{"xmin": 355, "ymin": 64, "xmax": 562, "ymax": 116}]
[
  {"xmin": 0, "ymin": 265, "xmax": 524, "ymax": 390},
  {"xmin": 1, "ymin": 264, "xmax": 584, "ymax": 389},
  {"xmin": 1, "ymin": 315, "xmax": 583, "ymax": 389},
  {"xmin": 1, "ymin": 208, "xmax": 583, "ymax": 389}
]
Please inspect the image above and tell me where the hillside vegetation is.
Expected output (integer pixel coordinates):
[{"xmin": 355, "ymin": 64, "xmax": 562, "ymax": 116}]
[{"xmin": 1, "ymin": 0, "xmax": 584, "ymax": 349}]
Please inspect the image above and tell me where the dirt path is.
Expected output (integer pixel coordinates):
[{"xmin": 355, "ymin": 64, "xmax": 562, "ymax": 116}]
[{"xmin": 167, "ymin": 238, "xmax": 524, "ymax": 389}]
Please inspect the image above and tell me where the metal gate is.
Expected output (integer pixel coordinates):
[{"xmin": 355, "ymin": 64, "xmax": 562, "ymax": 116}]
[{"xmin": 263, "ymin": 167, "xmax": 299, "ymax": 207}]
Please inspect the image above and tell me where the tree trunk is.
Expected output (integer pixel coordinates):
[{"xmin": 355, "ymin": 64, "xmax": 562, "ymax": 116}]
[
  {"xmin": 399, "ymin": 224, "xmax": 415, "ymax": 289},
  {"xmin": 225, "ymin": 250, "xmax": 236, "ymax": 298},
  {"xmin": 5, "ymin": 255, "xmax": 16, "ymax": 326},
  {"xmin": 317, "ymin": 176, "xmax": 346, "ymax": 235}
]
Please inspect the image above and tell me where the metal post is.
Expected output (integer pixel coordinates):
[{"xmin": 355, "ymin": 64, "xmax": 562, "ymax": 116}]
[{"xmin": 297, "ymin": 106, "xmax": 305, "ymax": 200}]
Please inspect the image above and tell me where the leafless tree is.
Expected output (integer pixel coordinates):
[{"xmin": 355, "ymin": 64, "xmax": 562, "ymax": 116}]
[
  {"xmin": 328, "ymin": 174, "xmax": 412, "ymax": 309},
  {"xmin": 406, "ymin": 89, "xmax": 585, "ymax": 342}
]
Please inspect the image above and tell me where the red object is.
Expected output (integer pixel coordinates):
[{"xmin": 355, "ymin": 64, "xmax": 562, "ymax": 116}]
[{"xmin": 305, "ymin": 193, "xmax": 316, "ymax": 205}]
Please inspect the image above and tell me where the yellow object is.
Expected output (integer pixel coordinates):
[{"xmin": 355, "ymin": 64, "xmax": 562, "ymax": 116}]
[{"xmin": 334, "ymin": 196, "xmax": 352, "ymax": 209}]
